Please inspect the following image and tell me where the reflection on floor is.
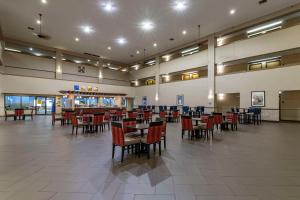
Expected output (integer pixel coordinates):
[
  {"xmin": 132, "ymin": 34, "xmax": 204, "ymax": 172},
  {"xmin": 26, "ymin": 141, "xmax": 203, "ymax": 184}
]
[{"xmin": 0, "ymin": 116, "xmax": 300, "ymax": 200}]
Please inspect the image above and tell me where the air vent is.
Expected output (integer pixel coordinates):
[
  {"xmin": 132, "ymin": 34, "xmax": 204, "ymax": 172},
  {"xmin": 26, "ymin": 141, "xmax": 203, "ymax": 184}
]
[{"xmin": 259, "ymin": 0, "xmax": 268, "ymax": 5}]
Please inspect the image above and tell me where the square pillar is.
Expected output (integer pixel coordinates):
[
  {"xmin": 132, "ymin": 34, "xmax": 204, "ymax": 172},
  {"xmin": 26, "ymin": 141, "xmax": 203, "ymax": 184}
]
[
  {"xmin": 207, "ymin": 35, "xmax": 216, "ymax": 109},
  {"xmin": 55, "ymin": 51, "xmax": 63, "ymax": 79}
]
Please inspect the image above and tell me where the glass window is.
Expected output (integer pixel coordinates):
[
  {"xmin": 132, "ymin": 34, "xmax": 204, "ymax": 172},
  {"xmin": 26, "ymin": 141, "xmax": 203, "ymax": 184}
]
[
  {"xmin": 21, "ymin": 96, "xmax": 35, "ymax": 109},
  {"xmin": 5, "ymin": 96, "xmax": 21, "ymax": 110}
]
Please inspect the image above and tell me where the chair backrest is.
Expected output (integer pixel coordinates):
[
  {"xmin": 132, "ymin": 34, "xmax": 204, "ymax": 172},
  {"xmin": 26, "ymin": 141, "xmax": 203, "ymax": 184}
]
[
  {"xmin": 15, "ymin": 109, "xmax": 24, "ymax": 116},
  {"xmin": 128, "ymin": 111, "xmax": 138, "ymax": 118},
  {"xmin": 200, "ymin": 115, "xmax": 209, "ymax": 123},
  {"xmin": 213, "ymin": 113, "xmax": 223, "ymax": 124},
  {"xmin": 52, "ymin": 112, "xmax": 56, "ymax": 121},
  {"xmin": 111, "ymin": 122, "xmax": 125, "ymax": 146},
  {"xmin": 159, "ymin": 111, "xmax": 166, "ymax": 118},
  {"xmin": 182, "ymin": 106, "xmax": 190, "ymax": 114},
  {"xmin": 162, "ymin": 122, "xmax": 167, "ymax": 135},
  {"xmin": 207, "ymin": 116, "xmax": 214, "ymax": 129},
  {"xmin": 227, "ymin": 113, "xmax": 238, "ymax": 123},
  {"xmin": 181, "ymin": 116, "xmax": 193, "ymax": 131},
  {"xmin": 146, "ymin": 121, "xmax": 163, "ymax": 144},
  {"xmin": 143, "ymin": 111, "xmax": 151, "ymax": 120},
  {"xmin": 93, "ymin": 114, "xmax": 104, "ymax": 125},
  {"xmin": 71, "ymin": 115, "xmax": 78, "ymax": 126},
  {"xmin": 64, "ymin": 111, "xmax": 73, "ymax": 119},
  {"xmin": 172, "ymin": 110, "xmax": 179, "ymax": 118},
  {"xmin": 122, "ymin": 118, "xmax": 137, "ymax": 133}
]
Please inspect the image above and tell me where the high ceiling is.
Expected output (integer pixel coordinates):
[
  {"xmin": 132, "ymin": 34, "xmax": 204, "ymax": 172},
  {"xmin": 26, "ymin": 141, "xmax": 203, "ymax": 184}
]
[{"xmin": 0, "ymin": 0, "xmax": 299, "ymax": 64}]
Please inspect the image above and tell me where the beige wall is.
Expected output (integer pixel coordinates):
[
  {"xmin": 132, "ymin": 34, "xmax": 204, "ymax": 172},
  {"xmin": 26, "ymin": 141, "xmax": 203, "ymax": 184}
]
[
  {"xmin": 216, "ymin": 93, "xmax": 240, "ymax": 113},
  {"xmin": 0, "ymin": 74, "xmax": 3, "ymax": 116}
]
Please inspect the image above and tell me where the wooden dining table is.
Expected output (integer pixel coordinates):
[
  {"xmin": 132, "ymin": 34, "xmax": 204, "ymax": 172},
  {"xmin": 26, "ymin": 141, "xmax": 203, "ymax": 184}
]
[
  {"xmin": 125, "ymin": 124, "xmax": 149, "ymax": 137},
  {"xmin": 192, "ymin": 117, "xmax": 207, "ymax": 126}
]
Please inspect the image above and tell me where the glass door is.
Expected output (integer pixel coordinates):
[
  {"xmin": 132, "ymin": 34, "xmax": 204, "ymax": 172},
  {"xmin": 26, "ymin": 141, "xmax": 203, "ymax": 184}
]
[
  {"xmin": 36, "ymin": 97, "xmax": 46, "ymax": 115},
  {"xmin": 46, "ymin": 97, "xmax": 55, "ymax": 115}
]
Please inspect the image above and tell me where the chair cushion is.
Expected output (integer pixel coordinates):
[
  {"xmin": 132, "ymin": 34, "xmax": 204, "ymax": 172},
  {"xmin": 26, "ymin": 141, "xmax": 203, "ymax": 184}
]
[{"xmin": 125, "ymin": 136, "xmax": 141, "ymax": 145}]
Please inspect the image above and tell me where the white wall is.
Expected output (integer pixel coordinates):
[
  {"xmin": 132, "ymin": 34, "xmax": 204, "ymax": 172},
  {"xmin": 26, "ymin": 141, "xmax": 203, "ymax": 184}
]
[
  {"xmin": 216, "ymin": 25, "xmax": 300, "ymax": 63},
  {"xmin": 216, "ymin": 65, "xmax": 300, "ymax": 121},
  {"xmin": 134, "ymin": 85, "xmax": 156, "ymax": 106},
  {"xmin": 0, "ymin": 74, "xmax": 4, "ymax": 116},
  {"xmin": 160, "ymin": 78, "xmax": 209, "ymax": 107},
  {"xmin": 160, "ymin": 50, "xmax": 208, "ymax": 75},
  {"xmin": 2, "ymin": 75, "xmax": 135, "ymax": 97}
]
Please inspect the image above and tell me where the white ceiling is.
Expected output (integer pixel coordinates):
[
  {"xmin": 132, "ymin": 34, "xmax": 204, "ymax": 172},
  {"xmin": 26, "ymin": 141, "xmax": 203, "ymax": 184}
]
[{"xmin": 0, "ymin": 0, "xmax": 299, "ymax": 64}]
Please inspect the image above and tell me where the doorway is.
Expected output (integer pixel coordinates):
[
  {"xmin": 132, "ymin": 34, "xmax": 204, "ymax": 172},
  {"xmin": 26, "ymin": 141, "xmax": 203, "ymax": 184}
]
[
  {"xmin": 280, "ymin": 90, "xmax": 300, "ymax": 121},
  {"xmin": 36, "ymin": 96, "xmax": 55, "ymax": 115},
  {"xmin": 216, "ymin": 93, "xmax": 240, "ymax": 113}
]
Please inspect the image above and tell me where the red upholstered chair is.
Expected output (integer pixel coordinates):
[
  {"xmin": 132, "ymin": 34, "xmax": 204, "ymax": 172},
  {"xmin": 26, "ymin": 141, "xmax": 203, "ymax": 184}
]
[
  {"xmin": 128, "ymin": 111, "xmax": 138, "ymax": 119},
  {"xmin": 71, "ymin": 115, "xmax": 86, "ymax": 135},
  {"xmin": 143, "ymin": 111, "xmax": 152, "ymax": 124},
  {"xmin": 52, "ymin": 112, "xmax": 63, "ymax": 126},
  {"xmin": 111, "ymin": 122, "xmax": 141, "ymax": 162},
  {"xmin": 93, "ymin": 114, "xmax": 105, "ymax": 132},
  {"xmin": 200, "ymin": 116, "xmax": 215, "ymax": 139},
  {"xmin": 161, "ymin": 122, "xmax": 167, "ymax": 149},
  {"xmin": 226, "ymin": 113, "xmax": 238, "ymax": 131},
  {"xmin": 63, "ymin": 111, "xmax": 73, "ymax": 125},
  {"xmin": 213, "ymin": 113, "xmax": 223, "ymax": 130},
  {"xmin": 172, "ymin": 110, "xmax": 180, "ymax": 123},
  {"xmin": 181, "ymin": 116, "xmax": 199, "ymax": 139},
  {"xmin": 122, "ymin": 118, "xmax": 137, "ymax": 135},
  {"xmin": 141, "ymin": 121, "xmax": 163, "ymax": 159},
  {"xmin": 159, "ymin": 111, "xmax": 166, "ymax": 120},
  {"xmin": 104, "ymin": 112, "xmax": 111, "ymax": 129}
]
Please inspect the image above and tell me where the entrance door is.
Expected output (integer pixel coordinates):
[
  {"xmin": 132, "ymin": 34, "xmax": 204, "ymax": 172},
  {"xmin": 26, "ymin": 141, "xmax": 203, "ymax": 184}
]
[
  {"xmin": 46, "ymin": 97, "xmax": 55, "ymax": 115},
  {"xmin": 36, "ymin": 97, "xmax": 46, "ymax": 115},
  {"xmin": 280, "ymin": 90, "xmax": 300, "ymax": 121}
]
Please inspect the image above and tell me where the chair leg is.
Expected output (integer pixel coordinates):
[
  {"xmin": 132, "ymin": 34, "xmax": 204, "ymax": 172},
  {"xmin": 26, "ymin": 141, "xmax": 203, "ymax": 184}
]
[
  {"xmin": 112, "ymin": 144, "xmax": 115, "ymax": 159},
  {"xmin": 76, "ymin": 127, "xmax": 78, "ymax": 135},
  {"xmin": 181, "ymin": 130, "xmax": 184, "ymax": 139},
  {"xmin": 158, "ymin": 142, "xmax": 161, "ymax": 156},
  {"xmin": 153, "ymin": 144, "xmax": 156, "ymax": 153},
  {"xmin": 121, "ymin": 146, "xmax": 125, "ymax": 163},
  {"xmin": 72, "ymin": 126, "xmax": 74, "ymax": 135},
  {"xmin": 163, "ymin": 136, "xmax": 166, "ymax": 149},
  {"xmin": 147, "ymin": 144, "xmax": 150, "ymax": 159}
]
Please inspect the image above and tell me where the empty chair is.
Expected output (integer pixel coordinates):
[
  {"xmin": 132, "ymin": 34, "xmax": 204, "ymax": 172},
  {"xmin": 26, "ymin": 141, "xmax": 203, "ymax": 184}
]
[
  {"xmin": 122, "ymin": 118, "xmax": 137, "ymax": 136},
  {"xmin": 213, "ymin": 113, "xmax": 223, "ymax": 130},
  {"xmin": 143, "ymin": 111, "xmax": 152, "ymax": 123},
  {"xmin": 159, "ymin": 111, "xmax": 167, "ymax": 120},
  {"xmin": 111, "ymin": 122, "xmax": 141, "ymax": 162},
  {"xmin": 71, "ymin": 115, "xmax": 87, "ymax": 135},
  {"xmin": 200, "ymin": 116, "xmax": 214, "ymax": 139},
  {"xmin": 128, "ymin": 111, "xmax": 138, "ymax": 118},
  {"xmin": 227, "ymin": 113, "xmax": 238, "ymax": 131},
  {"xmin": 52, "ymin": 112, "xmax": 63, "ymax": 126},
  {"xmin": 141, "ymin": 121, "xmax": 163, "ymax": 159},
  {"xmin": 172, "ymin": 110, "xmax": 180, "ymax": 123},
  {"xmin": 181, "ymin": 116, "xmax": 200, "ymax": 139},
  {"xmin": 93, "ymin": 114, "xmax": 105, "ymax": 132}
]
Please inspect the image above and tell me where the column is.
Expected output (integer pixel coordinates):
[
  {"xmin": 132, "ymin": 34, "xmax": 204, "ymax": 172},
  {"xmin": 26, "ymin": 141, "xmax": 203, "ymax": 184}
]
[
  {"xmin": 207, "ymin": 35, "xmax": 216, "ymax": 110},
  {"xmin": 55, "ymin": 50, "xmax": 63, "ymax": 79},
  {"xmin": 155, "ymin": 56, "xmax": 160, "ymax": 111},
  {"xmin": 98, "ymin": 58, "xmax": 104, "ymax": 84},
  {"xmin": 0, "ymin": 41, "xmax": 5, "ymax": 116}
]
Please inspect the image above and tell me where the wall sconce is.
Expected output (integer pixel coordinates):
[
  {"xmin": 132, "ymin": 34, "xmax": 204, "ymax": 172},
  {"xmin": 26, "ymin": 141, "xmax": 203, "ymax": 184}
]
[{"xmin": 217, "ymin": 63, "xmax": 224, "ymax": 74}]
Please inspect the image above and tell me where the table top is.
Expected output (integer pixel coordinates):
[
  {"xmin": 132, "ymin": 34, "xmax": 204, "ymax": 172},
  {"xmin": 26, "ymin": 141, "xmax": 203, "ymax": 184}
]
[
  {"xmin": 192, "ymin": 118, "xmax": 203, "ymax": 121},
  {"xmin": 126, "ymin": 124, "xmax": 149, "ymax": 130}
]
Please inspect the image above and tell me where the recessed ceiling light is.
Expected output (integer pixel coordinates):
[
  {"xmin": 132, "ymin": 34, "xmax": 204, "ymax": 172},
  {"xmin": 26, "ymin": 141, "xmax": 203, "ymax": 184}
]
[
  {"xmin": 52, "ymin": 56, "xmax": 56, "ymax": 59},
  {"xmin": 116, "ymin": 37, "xmax": 127, "ymax": 45},
  {"xmin": 41, "ymin": 0, "xmax": 47, "ymax": 4},
  {"xmin": 121, "ymin": 68, "xmax": 128, "ymax": 72},
  {"xmin": 182, "ymin": 30, "xmax": 187, "ymax": 35},
  {"xmin": 62, "ymin": 58, "xmax": 66, "ymax": 61},
  {"xmin": 107, "ymin": 46, "xmax": 112, "ymax": 50},
  {"xmin": 101, "ymin": 1, "xmax": 116, "ymax": 12},
  {"xmin": 136, "ymin": 50, "xmax": 140, "ymax": 54},
  {"xmin": 5, "ymin": 48, "xmax": 21, "ymax": 53},
  {"xmin": 36, "ymin": 20, "xmax": 41, "ymax": 25},
  {"xmin": 230, "ymin": 9, "xmax": 236, "ymax": 15},
  {"xmin": 74, "ymin": 60, "xmax": 81, "ymax": 64},
  {"xmin": 29, "ymin": 47, "xmax": 33, "ymax": 51},
  {"xmin": 153, "ymin": 43, "xmax": 157, "ymax": 47},
  {"xmin": 80, "ymin": 25, "xmax": 94, "ymax": 34},
  {"xmin": 107, "ymin": 63, "xmax": 111, "ymax": 66},
  {"xmin": 75, "ymin": 37, "xmax": 80, "ymax": 42},
  {"xmin": 34, "ymin": 53, "xmax": 42, "ymax": 56},
  {"xmin": 87, "ymin": 59, "xmax": 90, "ymax": 62},
  {"xmin": 140, "ymin": 20, "xmax": 155, "ymax": 31},
  {"xmin": 173, "ymin": 1, "xmax": 188, "ymax": 11}
]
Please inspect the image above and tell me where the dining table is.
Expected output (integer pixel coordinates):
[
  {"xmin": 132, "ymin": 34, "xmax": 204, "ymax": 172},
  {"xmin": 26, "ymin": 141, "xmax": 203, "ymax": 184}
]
[{"xmin": 125, "ymin": 124, "xmax": 149, "ymax": 137}]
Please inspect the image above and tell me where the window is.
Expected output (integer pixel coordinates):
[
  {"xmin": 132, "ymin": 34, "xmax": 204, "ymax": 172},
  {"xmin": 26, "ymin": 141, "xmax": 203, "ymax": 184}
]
[{"xmin": 5, "ymin": 96, "xmax": 21, "ymax": 110}]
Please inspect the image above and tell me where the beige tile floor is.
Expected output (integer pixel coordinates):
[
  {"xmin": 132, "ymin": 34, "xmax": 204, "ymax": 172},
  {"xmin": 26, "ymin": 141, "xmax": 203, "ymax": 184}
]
[{"xmin": 0, "ymin": 116, "xmax": 300, "ymax": 200}]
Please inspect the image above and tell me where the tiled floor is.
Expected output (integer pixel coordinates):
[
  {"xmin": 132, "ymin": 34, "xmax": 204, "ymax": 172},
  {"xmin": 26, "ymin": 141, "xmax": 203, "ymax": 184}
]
[{"xmin": 0, "ymin": 116, "xmax": 300, "ymax": 200}]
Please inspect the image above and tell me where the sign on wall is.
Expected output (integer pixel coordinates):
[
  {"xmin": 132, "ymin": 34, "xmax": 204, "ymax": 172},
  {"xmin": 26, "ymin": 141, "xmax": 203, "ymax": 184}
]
[
  {"xmin": 142, "ymin": 96, "xmax": 147, "ymax": 106},
  {"xmin": 74, "ymin": 85, "xmax": 80, "ymax": 91},
  {"xmin": 176, "ymin": 95, "xmax": 184, "ymax": 106}
]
